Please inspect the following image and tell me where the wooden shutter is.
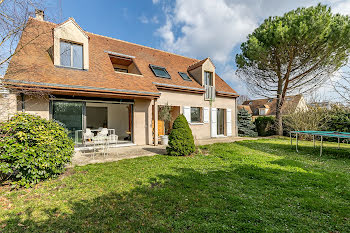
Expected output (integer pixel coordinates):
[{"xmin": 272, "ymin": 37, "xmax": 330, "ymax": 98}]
[
  {"xmin": 183, "ymin": 106, "xmax": 191, "ymax": 123},
  {"xmin": 211, "ymin": 108, "xmax": 217, "ymax": 137},
  {"xmin": 203, "ymin": 107, "xmax": 209, "ymax": 123},
  {"xmin": 226, "ymin": 108, "xmax": 232, "ymax": 136}
]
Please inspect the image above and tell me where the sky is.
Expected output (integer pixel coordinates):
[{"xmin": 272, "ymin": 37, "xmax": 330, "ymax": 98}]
[{"xmin": 46, "ymin": 0, "xmax": 350, "ymax": 101}]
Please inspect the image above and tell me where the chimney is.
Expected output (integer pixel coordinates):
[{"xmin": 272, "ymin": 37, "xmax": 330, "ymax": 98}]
[{"xmin": 35, "ymin": 9, "xmax": 44, "ymax": 21}]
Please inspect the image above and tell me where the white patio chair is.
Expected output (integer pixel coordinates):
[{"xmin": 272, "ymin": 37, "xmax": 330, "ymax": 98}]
[
  {"xmin": 92, "ymin": 134, "xmax": 109, "ymax": 159},
  {"xmin": 83, "ymin": 128, "xmax": 94, "ymax": 144},
  {"xmin": 108, "ymin": 134, "xmax": 118, "ymax": 144},
  {"xmin": 97, "ymin": 128, "xmax": 108, "ymax": 137}
]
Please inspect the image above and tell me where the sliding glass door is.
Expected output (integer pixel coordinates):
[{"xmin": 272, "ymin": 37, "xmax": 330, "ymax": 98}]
[{"xmin": 52, "ymin": 101, "xmax": 84, "ymax": 142}]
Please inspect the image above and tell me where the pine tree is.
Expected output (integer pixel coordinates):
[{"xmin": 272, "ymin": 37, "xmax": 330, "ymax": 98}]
[{"xmin": 238, "ymin": 108, "xmax": 258, "ymax": 137}]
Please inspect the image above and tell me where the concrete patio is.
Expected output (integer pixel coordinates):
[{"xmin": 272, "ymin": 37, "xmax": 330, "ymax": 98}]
[{"xmin": 71, "ymin": 136, "xmax": 257, "ymax": 166}]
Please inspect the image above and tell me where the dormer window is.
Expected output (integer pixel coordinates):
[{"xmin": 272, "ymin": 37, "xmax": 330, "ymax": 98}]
[
  {"xmin": 109, "ymin": 54, "xmax": 141, "ymax": 75},
  {"xmin": 204, "ymin": 71, "xmax": 215, "ymax": 100},
  {"xmin": 150, "ymin": 65, "xmax": 171, "ymax": 79},
  {"xmin": 259, "ymin": 108, "xmax": 267, "ymax": 115},
  {"xmin": 268, "ymin": 99, "xmax": 273, "ymax": 102},
  {"xmin": 60, "ymin": 41, "xmax": 83, "ymax": 69},
  {"xmin": 204, "ymin": 71, "xmax": 213, "ymax": 86}
]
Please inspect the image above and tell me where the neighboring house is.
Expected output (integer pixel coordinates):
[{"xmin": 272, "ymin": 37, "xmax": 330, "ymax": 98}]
[
  {"xmin": 239, "ymin": 94, "xmax": 307, "ymax": 119},
  {"xmin": 237, "ymin": 105, "xmax": 252, "ymax": 115},
  {"xmin": 309, "ymin": 101, "xmax": 344, "ymax": 110},
  {"xmin": 2, "ymin": 11, "xmax": 239, "ymax": 146}
]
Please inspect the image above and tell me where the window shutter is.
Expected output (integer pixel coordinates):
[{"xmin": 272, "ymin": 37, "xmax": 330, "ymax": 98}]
[
  {"xmin": 211, "ymin": 108, "xmax": 217, "ymax": 137},
  {"xmin": 226, "ymin": 108, "xmax": 232, "ymax": 136},
  {"xmin": 203, "ymin": 107, "xmax": 209, "ymax": 123},
  {"xmin": 183, "ymin": 106, "xmax": 191, "ymax": 123}
]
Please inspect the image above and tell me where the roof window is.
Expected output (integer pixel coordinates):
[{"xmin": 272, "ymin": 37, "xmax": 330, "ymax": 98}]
[
  {"xmin": 109, "ymin": 54, "xmax": 141, "ymax": 75},
  {"xmin": 178, "ymin": 72, "xmax": 192, "ymax": 81},
  {"xmin": 150, "ymin": 65, "xmax": 171, "ymax": 79}
]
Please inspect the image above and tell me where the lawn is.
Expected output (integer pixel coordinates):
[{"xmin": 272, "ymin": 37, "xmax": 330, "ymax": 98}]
[{"xmin": 1, "ymin": 138, "xmax": 349, "ymax": 232}]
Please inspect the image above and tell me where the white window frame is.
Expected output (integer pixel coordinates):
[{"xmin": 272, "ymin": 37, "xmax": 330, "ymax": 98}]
[
  {"xmin": 259, "ymin": 108, "xmax": 267, "ymax": 115},
  {"xmin": 190, "ymin": 107, "xmax": 203, "ymax": 124},
  {"xmin": 60, "ymin": 40, "xmax": 84, "ymax": 69}
]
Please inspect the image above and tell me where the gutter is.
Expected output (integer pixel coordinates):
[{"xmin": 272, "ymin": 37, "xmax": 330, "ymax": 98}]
[
  {"xmin": 216, "ymin": 90, "xmax": 239, "ymax": 98},
  {"xmin": 153, "ymin": 82, "xmax": 205, "ymax": 93},
  {"xmin": 4, "ymin": 79, "xmax": 161, "ymax": 97}
]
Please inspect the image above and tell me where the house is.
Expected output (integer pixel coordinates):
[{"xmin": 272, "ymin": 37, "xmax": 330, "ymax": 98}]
[
  {"xmin": 239, "ymin": 94, "xmax": 307, "ymax": 119},
  {"xmin": 2, "ymin": 11, "xmax": 239, "ymax": 147}
]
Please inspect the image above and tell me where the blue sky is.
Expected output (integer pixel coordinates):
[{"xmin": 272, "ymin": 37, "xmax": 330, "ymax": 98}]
[{"xmin": 46, "ymin": 0, "xmax": 350, "ymax": 100}]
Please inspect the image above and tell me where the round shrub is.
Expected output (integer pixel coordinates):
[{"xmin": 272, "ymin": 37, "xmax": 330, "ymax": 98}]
[
  {"xmin": 166, "ymin": 114, "xmax": 195, "ymax": 156},
  {"xmin": 0, "ymin": 113, "xmax": 74, "ymax": 187},
  {"xmin": 255, "ymin": 116, "xmax": 275, "ymax": 136}
]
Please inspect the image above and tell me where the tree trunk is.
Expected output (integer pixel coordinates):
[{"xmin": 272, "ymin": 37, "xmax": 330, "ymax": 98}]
[{"xmin": 275, "ymin": 108, "xmax": 283, "ymax": 136}]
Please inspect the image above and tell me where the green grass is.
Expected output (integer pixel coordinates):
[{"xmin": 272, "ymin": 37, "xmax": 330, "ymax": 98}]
[{"xmin": 1, "ymin": 138, "xmax": 350, "ymax": 232}]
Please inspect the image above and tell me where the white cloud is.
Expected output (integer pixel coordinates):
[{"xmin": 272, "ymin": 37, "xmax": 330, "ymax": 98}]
[
  {"xmin": 157, "ymin": 0, "xmax": 257, "ymax": 63},
  {"xmin": 152, "ymin": 0, "xmax": 160, "ymax": 4},
  {"xmin": 139, "ymin": 15, "xmax": 159, "ymax": 24},
  {"xmin": 155, "ymin": 0, "xmax": 350, "ymax": 96}
]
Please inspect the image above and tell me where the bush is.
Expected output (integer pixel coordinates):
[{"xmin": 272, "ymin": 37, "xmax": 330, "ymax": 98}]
[
  {"xmin": 255, "ymin": 116, "xmax": 275, "ymax": 136},
  {"xmin": 237, "ymin": 109, "xmax": 258, "ymax": 137},
  {"xmin": 326, "ymin": 106, "xmax": 350, "ymax": 132},
  {"xmin": 0, "ymin": 113, "xmax": 74, "ymax": 187},
  {"xmin": 166, "ymin": 114, "xmax": 195, "ymax": 156}
]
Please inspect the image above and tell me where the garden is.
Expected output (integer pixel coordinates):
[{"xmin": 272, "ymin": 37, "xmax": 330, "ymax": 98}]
[{"xmin": 0, "ymin": 138, "xmax": 349, "ymax": 232}]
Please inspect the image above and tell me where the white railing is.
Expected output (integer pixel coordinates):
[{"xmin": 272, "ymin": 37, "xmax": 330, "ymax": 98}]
[{"xmin": 205, "ymin": 85, "xmax": 215, "ymax": 100}]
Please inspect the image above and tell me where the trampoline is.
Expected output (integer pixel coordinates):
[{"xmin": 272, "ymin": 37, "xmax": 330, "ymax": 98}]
[{"xmin": 290, "ymin": 131, "xmax": 350, "ymax": 156}]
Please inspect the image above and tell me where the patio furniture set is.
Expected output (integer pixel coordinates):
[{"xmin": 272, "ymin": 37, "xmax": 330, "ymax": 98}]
[{"xmin": 78, "ymin": 128, "xmax": 119, "ymax": 159}]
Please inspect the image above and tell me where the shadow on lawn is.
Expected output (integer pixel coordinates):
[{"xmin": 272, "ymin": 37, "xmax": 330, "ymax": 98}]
[
  {"xmin": 235, "ymin": 139, "xmax": 350, "ymax": 159},
  {"xmin": 2, "ymin": 160, "xmax": 349, "ymax": 232}
]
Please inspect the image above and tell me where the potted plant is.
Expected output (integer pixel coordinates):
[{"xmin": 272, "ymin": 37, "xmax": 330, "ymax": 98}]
[{"xmin": 158, "ymin": 103, "xmax": 172, "ymax": 145}]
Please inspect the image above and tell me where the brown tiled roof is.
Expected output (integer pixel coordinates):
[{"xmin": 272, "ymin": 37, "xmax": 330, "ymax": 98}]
[
  {"xmin": 242, "ymin": 95, "xmax": 303, "ymax": 116},
  {"xmin": 237, "ymin": 105, "xmax": 252, "ymax": 114},
  {"xmin": 188, "ymin": 58, "xmax": 209, "ymax": 71},
  {"xmin": 4, "ymin": 18, "xmax": 237, "ymax": 98}
]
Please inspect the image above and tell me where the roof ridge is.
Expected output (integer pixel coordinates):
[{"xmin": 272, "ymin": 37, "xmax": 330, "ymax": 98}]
[
  {"xmin": 88, "ymin": 32, "xmax": 199, "ymax": 61},
  {"xmin": 30, "ymin": 17, "xmax": 200, "ymax": 62}
]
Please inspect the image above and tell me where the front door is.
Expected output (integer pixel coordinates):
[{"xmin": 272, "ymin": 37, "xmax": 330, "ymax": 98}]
[{"xmin": 217, "ymin": 108, "xmax": 225, "ymax": 135}]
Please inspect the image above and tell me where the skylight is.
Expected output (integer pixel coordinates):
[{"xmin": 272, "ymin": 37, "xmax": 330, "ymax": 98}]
[
  {"xmin": 178, "ymin": 72, "xmax": 192, "ymax": 81},
  {"xmin": 150, "ymin": 65, "xmax": 171, "ymax": 79}
]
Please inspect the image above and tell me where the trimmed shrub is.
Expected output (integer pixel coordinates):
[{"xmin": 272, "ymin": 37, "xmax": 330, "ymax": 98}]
[
  {"xmin": 166, "ymin": 114, "xmax": 195, "ymax": 156},
  {"xmin": 0, "ymin": 113, "xmax": 74, "ymax": 187},
  {"xmin": 255, "ymin": 116, "xmax": 275, "ymax": 136},
  {"xmin": 237, "ymin": 108, "xmax": 258, "ymax": 137}
]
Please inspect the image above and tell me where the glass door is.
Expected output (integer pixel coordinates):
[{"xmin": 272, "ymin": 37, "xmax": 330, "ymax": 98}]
[
  {"xmin": 52, "ymin": 101, "xmax": 84, "ymax": 143},
  {"xmin": 217, "ymin": 108, "xmax": 225, "ymax": 135}
]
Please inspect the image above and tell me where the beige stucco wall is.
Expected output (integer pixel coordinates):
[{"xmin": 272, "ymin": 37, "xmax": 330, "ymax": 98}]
[
  {"xmin": 53, "ymin": 19, "xmax": 89, "ymax": 69},
  {"xmin": 133, "ymin": 98, "xmax": 152, "ymax": 145},
  {"xmin": 23, "ymin": 95, "xmax": 50, "ymax": 119},
  {"xmin": 157, "ymin": 90, "xmax": 237, "ymax": 140},
  {"xmin": 3, "ymin": 91, "xmax": 237, "ymax": 144},
  {"xmin": 0, "ymin": 92, "xmax": 17, "ymax": 122}
]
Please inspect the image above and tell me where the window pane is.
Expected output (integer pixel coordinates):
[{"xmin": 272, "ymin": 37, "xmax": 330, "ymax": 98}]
[
  {"xmin": 154, "ymin": 68, "xmax": 168, "ymax": 77},
  {"xmin": 52, "ymin": 101, "xmax": 83, "ymax": 142},
  {"xmin": 60, "ymin": 41, "xmax": 71, "ymax": 67},
  {"xmin": 191, "ymin": 107, "xmax": 201, "ymax": 122},
  {"xmin": 205, "ymin": 72, "xmax": 213, "ymax": 86},
  {"xmin": 179, "ymin": 72, "xmax": 191, "ymax": 81},
  {"xmin": 150, "ymin": 65, "xmax": 171, "ymax": 78},
  {"xmin": 72, "ymin": 44, "xmax": 83, "ymax": 69}
]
